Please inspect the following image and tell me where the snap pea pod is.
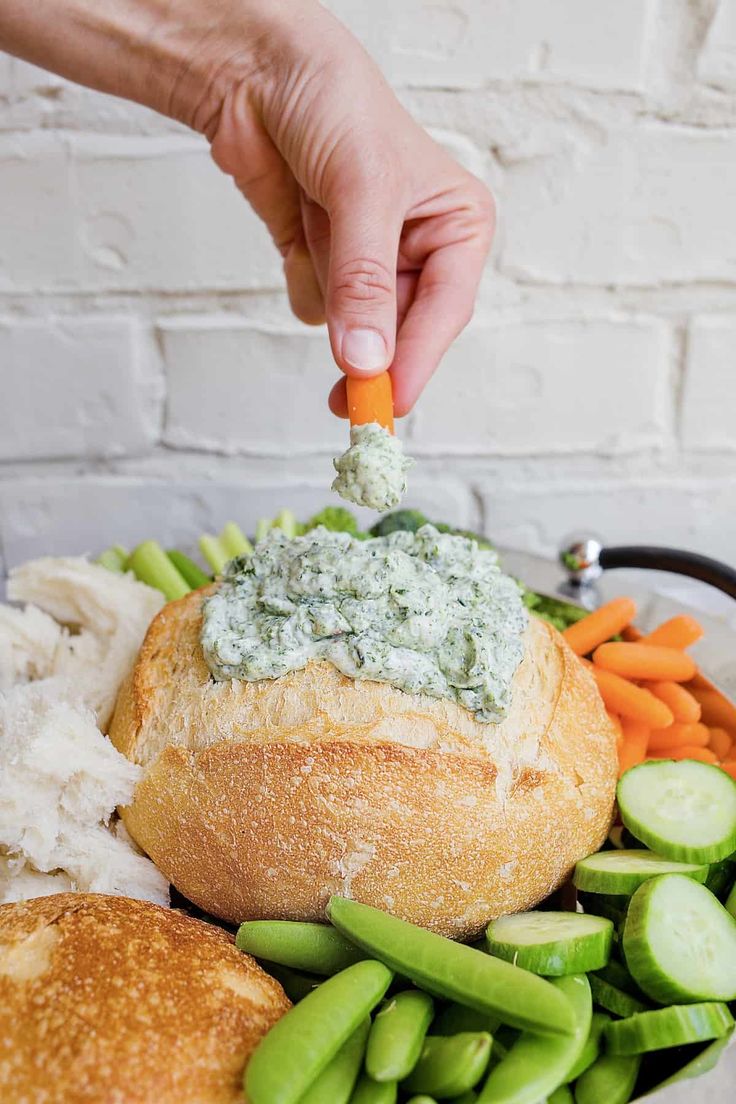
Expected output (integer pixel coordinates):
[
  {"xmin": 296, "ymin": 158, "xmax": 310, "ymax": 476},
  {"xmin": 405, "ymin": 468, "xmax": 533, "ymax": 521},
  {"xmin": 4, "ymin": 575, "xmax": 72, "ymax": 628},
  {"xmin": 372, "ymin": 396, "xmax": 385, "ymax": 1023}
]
[
  {"xmin": 365, "ymin": 990, "xmax": 434, "ymax": 1082},
  {"xmin": 327, "ymin": 898, "xmax": 576, "ymax": 1036},
  {"xmin": 401, "ymin": 1032, "xmax": 492, "ymax": 1098},
  {"xmin": 547, "ymin": 1087, "xmax": 574, "ymax": 1104},
  {"xmin": 574, "ymin": 1052, "xmax": 641, "ymax": 1104},
  {"xmin": 430, "ymin": 1003, "xmax": 500, "ymax": 1037},
  {"xmin": 476, "ymin": 975, "xmax": 592, "ymax": 1104},
  {"xmin": 244, "ymin": 959, "xmax": 392, "ymax": 1104},
  {"xmin": 237, "ymin": 921, "xmax": 365, "ymax": 976},
  {"xmin": 405, "ymin": 1097, "xmax": 438, "ymax": 1104},
  {"xmin": 448, "ymin": 1094, "xmax": 477, "ymax": 1104},
  {"xmin": 349, "ymin": 1074, "xmax": 398, "ymax": 1104},
  {"xmin": 564, "ymin": 1010, "xmax": 609, "ymax": 1082},
  {"xmin": 299, "ymin": 1018, "xmax": 369, "ymax": 1104},
  {"xmin": 258, "ymin": 961, "xmax": 321, "ymax": 1004}
]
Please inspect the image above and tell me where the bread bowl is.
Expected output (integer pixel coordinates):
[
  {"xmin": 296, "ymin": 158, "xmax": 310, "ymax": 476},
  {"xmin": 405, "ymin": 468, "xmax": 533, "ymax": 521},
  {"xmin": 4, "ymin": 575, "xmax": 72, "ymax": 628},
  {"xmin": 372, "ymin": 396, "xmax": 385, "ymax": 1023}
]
[
  {"xmin": 0, "ymin": 893, "xmax": 289, "ymax": 1103},
  {"xmin": 110, "ymin": 526, "xmax": 617, "ymax": 938}
]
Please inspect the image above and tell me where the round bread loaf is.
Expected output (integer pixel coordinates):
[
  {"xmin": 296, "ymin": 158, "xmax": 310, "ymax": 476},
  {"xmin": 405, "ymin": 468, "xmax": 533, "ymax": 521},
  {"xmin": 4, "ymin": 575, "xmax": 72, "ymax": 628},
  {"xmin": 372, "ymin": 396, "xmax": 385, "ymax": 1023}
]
[
  {"xmin": 110, "ymin": 589, "xmax": 617, "ymax": 938},
  {"xmin": 0, "ymin": 893, "xmax": 288, "ymax": 1103}
]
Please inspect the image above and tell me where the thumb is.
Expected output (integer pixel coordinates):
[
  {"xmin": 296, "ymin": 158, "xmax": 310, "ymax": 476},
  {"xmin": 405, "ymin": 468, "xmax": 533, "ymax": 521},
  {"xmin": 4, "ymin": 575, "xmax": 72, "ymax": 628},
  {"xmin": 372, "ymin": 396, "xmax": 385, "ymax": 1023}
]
[{"xmin": 325, "ymin": 189, "xmax": 401, "ymax": 377}]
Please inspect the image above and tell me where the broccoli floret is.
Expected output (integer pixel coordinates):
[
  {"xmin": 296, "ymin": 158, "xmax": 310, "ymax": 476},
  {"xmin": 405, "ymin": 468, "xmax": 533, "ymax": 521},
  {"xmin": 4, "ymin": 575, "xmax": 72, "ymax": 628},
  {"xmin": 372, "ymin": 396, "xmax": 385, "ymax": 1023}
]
[
  {"xmin": 369, "ymin": 509, "xmax": 430, "ymax": 537},
  {"xmin": 305, "ymin": 506, "xmax": 363, "ymax": 536},
  {"xmin": 433, "ymin": 521, "xmax": 494, "ymax": 550}
]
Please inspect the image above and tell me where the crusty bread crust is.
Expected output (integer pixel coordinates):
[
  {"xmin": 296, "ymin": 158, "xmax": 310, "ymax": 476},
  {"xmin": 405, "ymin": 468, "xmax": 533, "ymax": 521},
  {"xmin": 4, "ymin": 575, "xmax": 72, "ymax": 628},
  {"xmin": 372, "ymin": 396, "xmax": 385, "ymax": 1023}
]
[
  {"xmin": 110, "ymin": 589, "xmax": 617, "ymax": 938},
  {"xmin": 0, "ymin": 893, "xmax": 289, "ymax": 1104}
]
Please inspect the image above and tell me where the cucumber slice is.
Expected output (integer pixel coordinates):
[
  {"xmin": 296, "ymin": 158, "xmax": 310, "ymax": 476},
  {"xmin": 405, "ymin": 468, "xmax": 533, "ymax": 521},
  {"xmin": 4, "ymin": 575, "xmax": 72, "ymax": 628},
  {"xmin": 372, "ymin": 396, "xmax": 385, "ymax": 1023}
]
[
  {"xmin": 577, "ymin": 892, "xmax": 629, "ymax": 929},
  {"xmin": 592, "ymin": 959, "xmax": 643, "ymax": 999},
  {"xmin": 565, "ymin": 1010, "xmax": 610, "ymax": 1081},
  {"xmin": 622, "ymin": 874, "xmax": 736, "ymax": 1003},
  {"xmin": 573, "ymin": 1052, "xmax": 641, "ymax": 1104},
  {"xmin": 589, "ymin": 976, "xmax": 648, "ymax": 1018},
  {"xmin": 574, "ymin": 850, "xmax": 709, "ymax": 895},
  {"xmin": 485, "ymin": 912, "xmax": 613, "ymax": 976},
  {"xmin": 617, "ymin": 761, "xmax": 736, "ymax": 863},
  {"xmin": 604, "ymin": 1002, "xmax": 734, "ymax": 1055}
]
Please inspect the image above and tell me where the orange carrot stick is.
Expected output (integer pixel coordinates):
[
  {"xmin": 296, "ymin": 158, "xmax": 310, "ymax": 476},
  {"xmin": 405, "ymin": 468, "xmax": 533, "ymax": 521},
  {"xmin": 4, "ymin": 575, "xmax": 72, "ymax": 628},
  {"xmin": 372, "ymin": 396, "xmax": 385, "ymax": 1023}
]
[
  {"xmin": 721, "ymin": 761, "xmax": 736, "ymax": 780},
  {"xmin": 618, "ymin": 718, "xmax": 650, "ymax": 776},
  {"xmin": 592, "ymin": 643, "xmax": 696, "ymax": 683},
  {"xmin": 649, "ymin": 746, "xmax": 719, "ymax": 765},
  {"xmin": 648, "ymin": 722, "xmax": 710, "ymax": 751},
  {"xmin": 649, "ymin": 681, "xmax": 701, "ymax": 723},
  {"xmin": 691, "ymin": 689, "xmax": 736, "ymax": 735},
  {"xmin": 346, "ymin": 372, "xmax": 394, "ymax": 432},
  {"xmin": 641, "ymin": 615, "xmax": 704, "ymax": 650},
  {"xmin": 622, "ymin": 625, "xmax": 643, "ymax": 642},
  {"xmin": 708, "ymin": 728, "xmax": 733, "ymax": 762},
  {"xmin": 591, "ymin": 667, "xmax": 674, "ymax": 728},
  {"xmin": 562, "ymin": 598, "xmax": 637, "ymax": 657}
]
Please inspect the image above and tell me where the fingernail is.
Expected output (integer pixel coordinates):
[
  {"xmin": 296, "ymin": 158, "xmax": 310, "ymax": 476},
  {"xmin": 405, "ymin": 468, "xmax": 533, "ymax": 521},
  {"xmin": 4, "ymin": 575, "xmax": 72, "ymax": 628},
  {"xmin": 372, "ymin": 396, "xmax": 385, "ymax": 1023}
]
[{"xmin": 341, "ymin": 328, "xmax": 387, "ymax": 372}]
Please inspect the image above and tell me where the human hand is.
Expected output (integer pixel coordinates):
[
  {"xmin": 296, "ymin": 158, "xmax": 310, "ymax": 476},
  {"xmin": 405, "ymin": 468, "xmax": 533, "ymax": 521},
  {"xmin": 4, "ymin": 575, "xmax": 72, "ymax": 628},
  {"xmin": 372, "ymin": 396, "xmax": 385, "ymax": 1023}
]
[{"xmin": 204, "ymin": 1, "xmax": 494, "ymax": 415}]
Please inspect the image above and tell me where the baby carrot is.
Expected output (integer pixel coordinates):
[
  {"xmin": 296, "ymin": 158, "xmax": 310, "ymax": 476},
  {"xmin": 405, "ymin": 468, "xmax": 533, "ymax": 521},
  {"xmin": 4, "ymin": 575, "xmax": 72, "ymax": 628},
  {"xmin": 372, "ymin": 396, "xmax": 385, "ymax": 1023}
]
[
  {"xmin": 346, "ymin": 372, "xmax": 394, "ymax": 432},
  {"xmin": 720, "ymin": 761, "xmax": 736, "ymax": 781},
  {"xmin": 649, "ymin": 682, "xmax": 701, "ymax": 724},
  {"xmin": 622, "ymin": 625, "xmax": 643, "ymax": 642},
  {"xmin": 562, "ymin": 598, "xmax": 637, "ymax": 656},
  {"xmin": 650, "ymin": 746, "xmax": 719, "ymax": 765},
  {"xmin": 648, "ymin": 723, "xmax": 710, "ymax": 752},
  {"xmin": 591, "ymin": 667, "xmax": 674, "ymax": 729},
  {"xmin": 618, "ymin": 719, "xmax": 650, "ymax": 776},
  {"xmin": 641, "ymin": 615, "xmax": 704, "ymax": 650},
  {"xmin": 592, "ymin": 643, "xmax": 696, "ymax": 683},
  {"xmin": 691, "ymin": 689, "xmax": 736, "ymax": 735},
  {"xmin": 709, "ymin": 728, "xmax": 734, "ymax": 762}
]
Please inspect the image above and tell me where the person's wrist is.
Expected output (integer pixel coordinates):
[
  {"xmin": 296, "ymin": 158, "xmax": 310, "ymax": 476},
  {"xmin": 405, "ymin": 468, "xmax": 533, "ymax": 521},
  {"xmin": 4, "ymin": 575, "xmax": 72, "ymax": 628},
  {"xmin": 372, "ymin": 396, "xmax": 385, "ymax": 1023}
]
[{"xmin": 166, "ymin": 0, "xmax": 322, "ymax": 137}]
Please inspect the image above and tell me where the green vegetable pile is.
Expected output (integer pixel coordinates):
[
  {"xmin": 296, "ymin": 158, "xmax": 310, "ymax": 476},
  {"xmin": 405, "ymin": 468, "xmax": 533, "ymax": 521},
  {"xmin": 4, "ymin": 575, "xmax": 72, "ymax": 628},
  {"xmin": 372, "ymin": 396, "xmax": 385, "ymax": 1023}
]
[
  {"xmin": 99, "ymin": 505, "xmax": 586, "ymax": 632},
  {"xmin": 236, "ymin": 758, "xmax": 736, "ymax": 1104}
]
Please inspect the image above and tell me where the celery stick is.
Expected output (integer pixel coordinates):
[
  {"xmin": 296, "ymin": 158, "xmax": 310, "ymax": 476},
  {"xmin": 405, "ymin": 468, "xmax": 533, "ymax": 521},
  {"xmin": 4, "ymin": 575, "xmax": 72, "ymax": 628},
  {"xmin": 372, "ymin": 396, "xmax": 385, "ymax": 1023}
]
[
  {"xmin": 199, "ymin": 534, "xmax": 229, "ymax": 575},
  {"xmin": 167, "ymin": 550, "xmax": 211, "ymax": 589},
  {"xmin": 255, "ymin": 518, "xmax": 273, "ymax": 543},
  {"xmin": 128, "ymin": 540, "xmax": 190, "ymax": 601},
  {"xmin": 219, "ymin": 521, "xmax": 253, "ymax": 559},
  {"xmin": 274, "ymin": 509, "xmax": 298, "ymax": 538},
  {"xmin": 96, "ymin": 545, "xmax": 128, "ymax": 573}
]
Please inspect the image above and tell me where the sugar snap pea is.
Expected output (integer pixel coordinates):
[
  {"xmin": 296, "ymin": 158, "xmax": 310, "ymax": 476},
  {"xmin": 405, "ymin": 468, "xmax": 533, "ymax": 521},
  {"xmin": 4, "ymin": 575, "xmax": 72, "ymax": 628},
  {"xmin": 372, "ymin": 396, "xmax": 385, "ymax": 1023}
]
[
  {"xmin": 327, "ymin": 898, "xmax": 576, "ymax": 1036},
  {"xmin": 258, "ymin": 961, "xmax": 321, "ymax": 1003},
  {"xmin": 244, "ymin": 959, "xmax": 392, "ymax": 1104},
  {"xmin": 476, "ymin": 974, "xmax": 592, "ymax": 1104},
  {"xmin": 573, "ymin": 1052, "xmax": 641, "ymax": 1104},
  {"xmin": 405, "ymin": 1097, "xmax": 438, "ymax": 1104},
  {"xmin": 430, "ymin": 1003, "xmax": 500, "ymax": 1037},
  {"xmin": 349, "ymin": 1074, "xmax": 398, "ymax": 1104},
  {"xmin": 564, "ymin": 1010, "xmax": 610, "ymax": 1082},
  {"xmin": 365, "ymin": 989, "xmax": 434, "ymax": 1082},
  {"xmin": 237, "ymin": 920, "xmax": 365, "ymax": 975},
  {"xmin": 401, "ymin": 1032, "xmax": 492, "ymax": 1098},
  {"xmin": 299, "ymin": 1018, "xmax": 369, "ymax": 1104},
  {"xmin": 547, "ymin": 1087, "xmax": 574, "ymax": 1104}
]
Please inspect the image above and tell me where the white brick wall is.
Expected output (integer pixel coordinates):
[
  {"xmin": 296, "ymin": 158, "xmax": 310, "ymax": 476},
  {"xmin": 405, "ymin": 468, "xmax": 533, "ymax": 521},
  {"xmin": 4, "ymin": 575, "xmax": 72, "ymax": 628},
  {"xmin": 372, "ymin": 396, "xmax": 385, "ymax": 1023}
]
[{"xmin": 1, "ymin": 0, "xmax": 735, "ymax": 576}]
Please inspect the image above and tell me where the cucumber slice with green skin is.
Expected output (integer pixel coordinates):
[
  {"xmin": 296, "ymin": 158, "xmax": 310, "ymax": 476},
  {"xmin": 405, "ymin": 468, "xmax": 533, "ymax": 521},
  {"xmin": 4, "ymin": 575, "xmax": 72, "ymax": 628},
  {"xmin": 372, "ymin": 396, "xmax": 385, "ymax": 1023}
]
[
  {"xmin": 573, "ymin": 1052, "xmax": 641, "ymax": 1104},
  {"xmin": 705, "ymin": 859, "xmax": 735, "ymax": 900},
  {"xmin": 365, "ymin": 990, "xmax": 434, "ymax": 1082},
  {"xmin": 327, "ymin": 898, "xmax": 577, "ymax": 1037},
  {"xmin": 476, "ymin": 975, "xmax": 592, "ymax": 1104},
  {"xmin": 593, "ymin": 959, "xmax": 644, "ymax": 999},
  {"xmin": 485, "ymin": 912, "xmax": 613, "ymax": 976},
  {"xmin": 617, "ymin": 761, "xmax": 736, "ymax": 863},
  {"xmin": 574, "ymin": 850, "xmax": 709, "ymax": 895},
  {"xmin": 577, "ymin": 892, "xmax": 629, "ymax": 928},
  {"xmin": 401, "ymin": 1033, "xmax": 492, "ymax": 1098},
  {"xmin": 727, "ymin": 881, "xmax": 736, "ymax": 918},
  {"xmin": 622, "ymin": 874, "xmax": 736, "ymax": 1003},
  {"xmin": 642, "ymin": 1028, "xmax": 735, "ymax": 1094},
  {"xmin": 588, "ymin": 976, "xmax": 649, "ymax": 1018},
  {"xmin": 565, "ymin": 1011, "xmax": 610, "ymax": 1082},
  {"xmin": 604, "ymin": 1002, "xmax": 734, "ymax": 1055}
]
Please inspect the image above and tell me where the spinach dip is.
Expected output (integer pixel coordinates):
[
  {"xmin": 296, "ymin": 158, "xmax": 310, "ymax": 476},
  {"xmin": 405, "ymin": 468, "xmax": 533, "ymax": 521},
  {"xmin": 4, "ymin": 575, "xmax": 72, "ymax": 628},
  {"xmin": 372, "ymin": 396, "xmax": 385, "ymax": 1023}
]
[
  {"xmin": 332, "ymin": 422, "xmax": 413, "ymax": 511},
  {"xmin": 201, "ymin": 525, "xmax": 528, "ymax": 722}
]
